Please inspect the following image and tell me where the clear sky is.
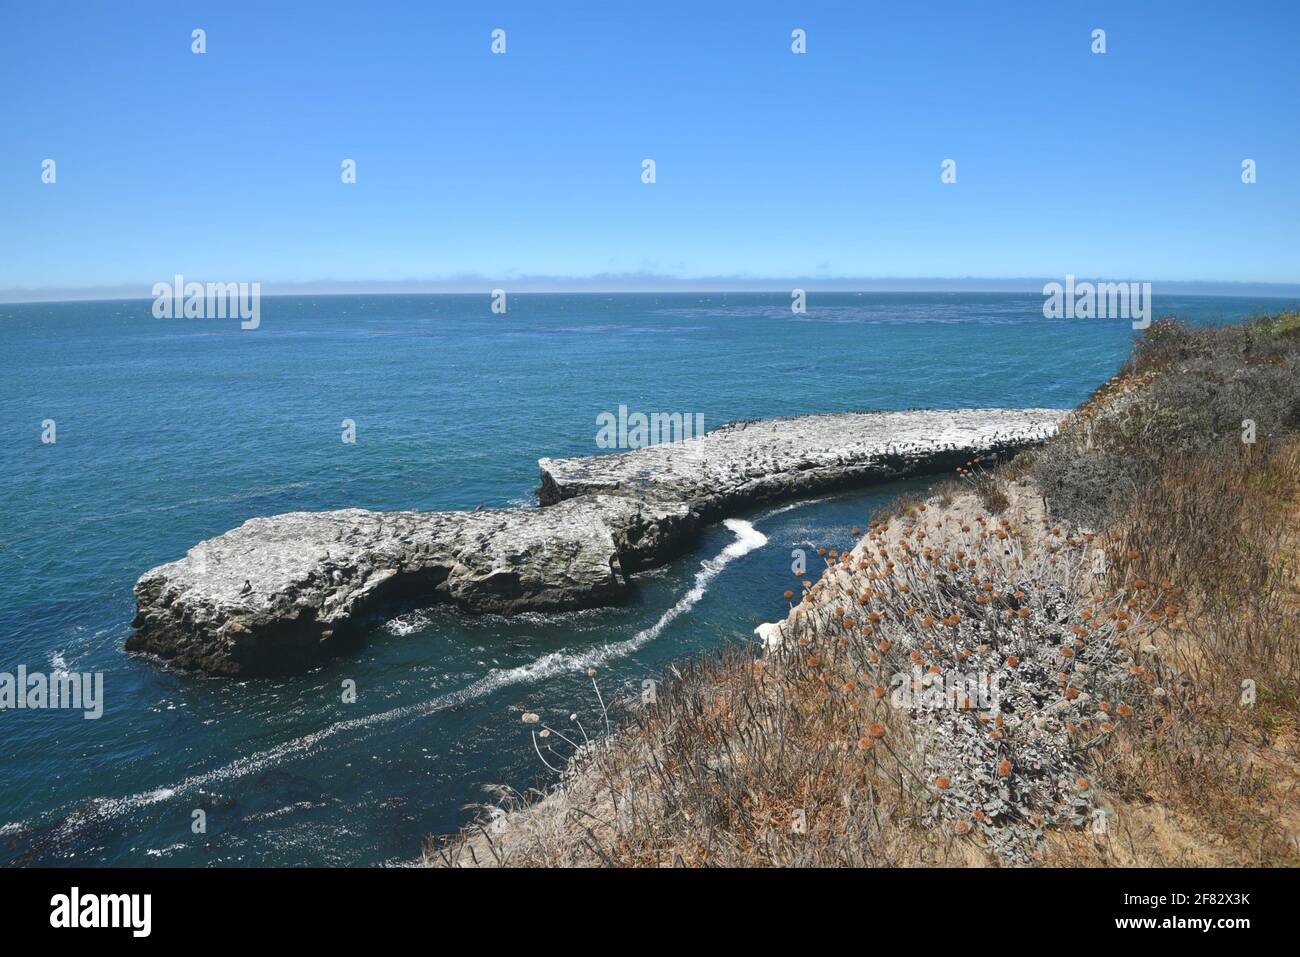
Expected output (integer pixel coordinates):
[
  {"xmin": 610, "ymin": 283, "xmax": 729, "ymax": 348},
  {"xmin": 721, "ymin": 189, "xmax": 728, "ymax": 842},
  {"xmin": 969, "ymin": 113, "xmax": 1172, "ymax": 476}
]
[{"xmin": 2, "ymin": 0, "xmax": 1298, "ymax": 297}]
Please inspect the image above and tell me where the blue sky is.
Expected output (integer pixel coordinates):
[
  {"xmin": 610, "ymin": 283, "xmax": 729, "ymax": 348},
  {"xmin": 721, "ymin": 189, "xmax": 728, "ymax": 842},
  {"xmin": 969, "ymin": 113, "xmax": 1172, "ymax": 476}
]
[{"xmin": 2, "ymin": 0, "xmax": 1298, "ymax": 297}]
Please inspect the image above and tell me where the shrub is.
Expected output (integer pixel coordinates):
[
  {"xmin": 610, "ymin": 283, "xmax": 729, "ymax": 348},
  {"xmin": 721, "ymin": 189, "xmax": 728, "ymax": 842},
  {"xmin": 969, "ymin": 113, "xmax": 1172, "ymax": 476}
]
[
  {"xmin": 1031, "ymin": 441, "xmax": 1131, "ymax": 530},
  {"xmin": 972, "ymin": 472, "xmax": 1009, "ymax": 514}
]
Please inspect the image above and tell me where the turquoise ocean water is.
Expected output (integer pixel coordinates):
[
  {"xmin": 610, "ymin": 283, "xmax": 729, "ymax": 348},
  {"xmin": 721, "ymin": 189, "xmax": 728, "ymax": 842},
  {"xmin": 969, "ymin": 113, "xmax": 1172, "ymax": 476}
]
[{"xmin": 0, "ymin": 292, "xmax": 1288, "ymax": 866}]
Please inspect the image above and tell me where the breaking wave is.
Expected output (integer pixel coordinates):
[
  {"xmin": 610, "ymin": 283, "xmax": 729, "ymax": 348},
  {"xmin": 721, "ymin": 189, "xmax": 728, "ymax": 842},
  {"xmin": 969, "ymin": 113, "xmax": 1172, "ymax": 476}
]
[{"xmin": 2, "ymin": 518, "xmax": 769, "ymax": 846}]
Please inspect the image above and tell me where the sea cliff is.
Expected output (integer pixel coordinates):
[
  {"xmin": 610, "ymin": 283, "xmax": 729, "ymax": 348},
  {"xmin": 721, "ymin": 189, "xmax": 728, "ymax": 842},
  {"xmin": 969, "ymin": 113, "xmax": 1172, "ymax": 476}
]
[{"xmin": 430, "ymin": 314, "xmax": 1300, "ymax": 868}]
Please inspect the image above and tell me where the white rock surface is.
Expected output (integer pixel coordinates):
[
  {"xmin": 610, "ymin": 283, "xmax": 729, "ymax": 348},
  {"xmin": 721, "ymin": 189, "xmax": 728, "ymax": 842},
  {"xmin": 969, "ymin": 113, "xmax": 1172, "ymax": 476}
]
[{"xmin": 129, "ymin": 409, "xmax": 1065, "ymax": 674}]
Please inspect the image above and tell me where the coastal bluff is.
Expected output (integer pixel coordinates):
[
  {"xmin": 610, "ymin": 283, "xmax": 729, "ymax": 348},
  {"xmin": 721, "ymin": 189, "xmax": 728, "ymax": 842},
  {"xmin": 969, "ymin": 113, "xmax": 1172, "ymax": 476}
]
[{"xmin": 128, "ymin": 408, "xmax": 1064, "ymax": 675}]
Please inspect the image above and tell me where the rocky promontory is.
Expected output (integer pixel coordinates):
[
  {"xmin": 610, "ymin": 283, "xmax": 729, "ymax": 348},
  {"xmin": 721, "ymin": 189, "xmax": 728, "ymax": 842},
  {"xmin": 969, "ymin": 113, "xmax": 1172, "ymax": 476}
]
[
  {"xmin": 128, "ymin": 409, "xmax": 1064, "ymax": 675},
  {"xmin": 126, "ymin": 495, "xmax": 694, "ymax": 675},
  {"xmin": 539, "ymin": 409, "xmax": 1063, "ymax": 508}
]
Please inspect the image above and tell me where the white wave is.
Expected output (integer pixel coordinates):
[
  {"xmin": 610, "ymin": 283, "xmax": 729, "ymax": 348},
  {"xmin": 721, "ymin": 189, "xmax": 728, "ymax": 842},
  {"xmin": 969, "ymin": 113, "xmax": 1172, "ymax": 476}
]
[
  {"xmin": 752, "ymin": 496, "xmax": 832, "ymax": 521},
  {"xmin": 3, "ymin": 519, "xmax": 770, "ymax": 842},
  {"xmin": 144, "ymin": 843, "xmax": 188, "ymax": 858},
  {"xmin": 384, "ymin": 608, "xmax": 435, "ymax": 637},
  {"xmin": 754, "ymin": 621, "xmax": 786, "ymax": 651},
  {"xmin": 459, "ymin": 518, "xmax": 770, "ymax": 687}
]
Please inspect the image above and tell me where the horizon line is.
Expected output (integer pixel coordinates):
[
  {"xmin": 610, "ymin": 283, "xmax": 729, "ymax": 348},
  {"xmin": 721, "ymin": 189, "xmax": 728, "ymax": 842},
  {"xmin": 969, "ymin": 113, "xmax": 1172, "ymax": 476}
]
[{"xmin": 5, "ymin": 275, "xmax": 1300, "ymax": 306}]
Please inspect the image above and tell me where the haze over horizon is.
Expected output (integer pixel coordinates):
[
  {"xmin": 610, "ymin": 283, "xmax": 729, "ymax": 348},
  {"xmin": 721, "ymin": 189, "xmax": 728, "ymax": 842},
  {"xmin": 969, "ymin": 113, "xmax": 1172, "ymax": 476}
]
[{"xmin": 5, "ymin": 276, "xmax": 1300, "ymax": 306}]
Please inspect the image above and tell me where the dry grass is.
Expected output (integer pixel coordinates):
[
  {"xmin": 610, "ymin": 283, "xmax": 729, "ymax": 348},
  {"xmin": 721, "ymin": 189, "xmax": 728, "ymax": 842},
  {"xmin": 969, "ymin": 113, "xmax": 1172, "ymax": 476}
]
[
  {"xmin": 1044, "ymin": 437, "xmax": 1300, "ymax": 866},
  {"xmin": 1033, "ymin": 313, "xmax": 1300, "ymax": 866},
  {"xmin": 431, "ymin": 483, "xmax": 1174, "ymax": 866},
  {"xmin": 430, "ymin": 313, "xmax": 1300, "ymax": 868}
]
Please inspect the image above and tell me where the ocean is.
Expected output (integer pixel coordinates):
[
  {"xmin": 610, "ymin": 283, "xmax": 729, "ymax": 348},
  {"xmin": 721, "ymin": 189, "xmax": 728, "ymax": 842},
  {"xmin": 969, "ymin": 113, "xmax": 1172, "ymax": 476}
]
[{"xmin": 0, "ymin": 291, "xmax": 1286, "ymax": 866}]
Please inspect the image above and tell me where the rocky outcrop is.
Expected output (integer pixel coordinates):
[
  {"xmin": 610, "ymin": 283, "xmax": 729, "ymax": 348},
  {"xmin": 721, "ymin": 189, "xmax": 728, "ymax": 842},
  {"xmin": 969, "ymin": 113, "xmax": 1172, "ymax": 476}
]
[
  {"xmin": 540, "ymin": 409, "xmax": 1064, "ymax": 510},
  {"xmin": 127, "ymin": 496, "xmax": 693, "ymax": 675},
  {"xmin": 129, "ymin": 409, "xmax": 1064, "ymax": 675}
]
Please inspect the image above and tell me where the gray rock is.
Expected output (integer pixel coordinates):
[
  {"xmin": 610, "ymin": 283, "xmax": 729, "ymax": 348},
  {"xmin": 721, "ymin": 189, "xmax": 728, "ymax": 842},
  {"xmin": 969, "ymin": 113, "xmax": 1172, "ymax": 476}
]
[
  {"xmin": 127, "ymin": 495, "xmax": 689, "ymax": 675},
  {"xmin": 540, "ymin": 408, "xmax": 1063, "ymax": 510},
  {"xmin": 128, "ymin": 409, "xmax": 1063, "ymax": 675}
]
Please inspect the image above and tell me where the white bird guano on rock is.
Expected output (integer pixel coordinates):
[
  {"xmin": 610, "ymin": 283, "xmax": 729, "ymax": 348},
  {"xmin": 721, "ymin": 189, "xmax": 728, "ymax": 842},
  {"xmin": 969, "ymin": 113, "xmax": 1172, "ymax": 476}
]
[{"xmin": 127, "ymin": 408, "xmax": 1065, "ymax": 675}]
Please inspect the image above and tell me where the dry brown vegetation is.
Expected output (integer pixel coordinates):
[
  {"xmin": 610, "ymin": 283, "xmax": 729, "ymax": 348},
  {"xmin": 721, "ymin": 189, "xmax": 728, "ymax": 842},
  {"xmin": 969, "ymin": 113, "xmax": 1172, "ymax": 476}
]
[
  {"xmin": 1038, "ymin": 315, "xmax": 1300, "ymax": 866},
  {"xmin": 430, "ymin": 312, "xmax": 1300, "ymax": 868}
]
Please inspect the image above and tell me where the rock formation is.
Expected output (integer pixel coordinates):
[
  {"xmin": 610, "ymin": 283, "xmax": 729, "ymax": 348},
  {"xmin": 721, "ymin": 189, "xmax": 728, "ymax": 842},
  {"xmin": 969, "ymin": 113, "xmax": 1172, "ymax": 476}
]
[{"xmin": 128, "ymin": 409, "xmax": 1063, "ymax": 674}]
